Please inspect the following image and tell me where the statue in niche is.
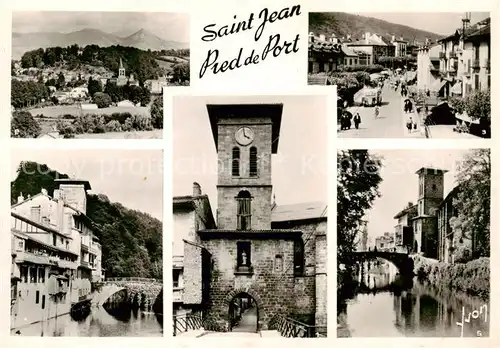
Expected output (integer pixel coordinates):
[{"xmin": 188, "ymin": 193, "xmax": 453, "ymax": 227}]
[{"xmin": 241, "ymin": 250, "xmax": 247, "ymax": 265}]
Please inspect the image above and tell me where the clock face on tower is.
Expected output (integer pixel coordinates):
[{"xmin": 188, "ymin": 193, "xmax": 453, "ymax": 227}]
[{"xmin": 235, "ymin": 127, "xmax": 254, "ymax": 146}]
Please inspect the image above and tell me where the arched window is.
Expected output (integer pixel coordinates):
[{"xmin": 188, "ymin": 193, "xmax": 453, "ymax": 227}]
[
  {"xmin": 232, "ymin": 147, "xmax": 240, "ymax": 176},
  {"xmin": 236, "ymin": 191, "xmax": 251, "ymax": 230},
  {"xmin": 249, "ymin": 147, "xmax": 258, "ymax": 177}
]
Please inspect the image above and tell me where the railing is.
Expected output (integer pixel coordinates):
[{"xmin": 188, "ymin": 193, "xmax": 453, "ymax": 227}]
[
  {"xmin": 105, "ymin": 277, "xmax": 162, "ymax": 283},
  {"xmin": 173, "ymin": 313, "xmax": 203, "ymax": 336},
  {"xmin": 269, "ymin": 315, "xmax": 325, "ymax": 338}
]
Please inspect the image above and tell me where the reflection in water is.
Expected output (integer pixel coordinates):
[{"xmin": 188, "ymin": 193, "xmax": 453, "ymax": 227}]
[
  {"xmin": 13, "ymin": 303, "xmax": 163, "ymax": 337},
  {"xmin": 340, "ymin": 264, "xmax": 490, "ymax": 337}
]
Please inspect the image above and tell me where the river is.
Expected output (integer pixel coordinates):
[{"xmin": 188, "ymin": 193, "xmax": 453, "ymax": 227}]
[
  {"xmin": 13, "ymin": 304, "xmax": 163, "ymax": 337},
  {"xmin": 338, "ymin": 264, "xmax": 490, "ymax": 338}
]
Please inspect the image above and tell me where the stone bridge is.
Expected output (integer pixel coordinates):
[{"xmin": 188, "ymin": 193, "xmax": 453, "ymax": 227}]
[
  {"xmin": 346, "ymin": 251, "xmax": 414, "ymax": 276},
  {"xmin": 97, "ymin": 277, "xmax": 163, "ymax": 311}
]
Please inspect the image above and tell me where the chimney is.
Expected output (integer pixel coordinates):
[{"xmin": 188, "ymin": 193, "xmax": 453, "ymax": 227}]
[
  {"xmin": 319, "ymin": 34, "xmax": 326, "ymax": 41},
  {"xmin": 57, "ymin": 190, "xmax": 65, "ymax": 234},
  {"xmin": 193, "ymin": 182, "xmax": 202, "ymax": 196},
  {"xmin": 392, "ymin": 35, "xmax": 395, "ymax": 42},
  {"xmin": 17, "ymin": 193, "xmax": 24, "ymax": 204}
]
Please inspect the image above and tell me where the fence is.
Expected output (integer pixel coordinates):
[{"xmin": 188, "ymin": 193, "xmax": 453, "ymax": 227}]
[
  {"xmin": 105, "ymin": 277, "xmax": 162, "ymax": 284},
  {"xmin": 269, "ymin": 315, "xmax": 326, "ymax": 338},
  {"xmin": 173, "ymin": 313, "xmax": 203, "ymax": 336}
]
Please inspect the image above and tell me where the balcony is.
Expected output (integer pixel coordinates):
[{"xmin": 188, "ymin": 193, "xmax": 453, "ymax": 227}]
[
  {"xmin": 439, "ymin": 52, "xmax": 446, "ymax": 58},
  {"xmin": 173, "ymin": 287, "xmax": 184, "ymax": 302},
  {"xmin": 15, "ymin": 251, "xmax": 50, "ymax": 265},
  {"xmin": 80, "ymin": 260, "xmax": 91, "ymax": 268},
  {"xmin": 173, "ymin": 255, "xmax": 184, "ymax": 269},
  {"xmin": 59, "ymin": 259, "xmax": 78, "ymax": 270},
  {"xmin": 472, "ymin": 59, "xmax": 480, "ymax": 69},
  {"xmin": 448, "ymin": 51, "xmax": 457, "ymax": 59}
]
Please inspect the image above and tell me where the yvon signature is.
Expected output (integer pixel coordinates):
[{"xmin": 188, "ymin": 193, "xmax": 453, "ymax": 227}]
[{"xmin": 456, "ymin": 304, "xmax": 488, "ymax": 337}]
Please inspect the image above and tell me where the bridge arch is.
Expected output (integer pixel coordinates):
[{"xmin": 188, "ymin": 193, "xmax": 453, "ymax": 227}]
[{"xmin": 347, "ymin": 251, "xmax": 414, "ymax": 276}]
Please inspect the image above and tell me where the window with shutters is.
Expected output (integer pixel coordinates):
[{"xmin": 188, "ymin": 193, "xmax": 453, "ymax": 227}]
[
  {"xmin": 236, "ymin": 191, "xmax": 251, "ymax": 230},
  {"xmin": 30, "ymin": 206, "xmax": 41, "ymax": 222},
  {"xmin": 232, "ymin": 147, "xmax": 240, "ymax": 177},
  {"xmin": 249, "ymin": 147, "xmax": 258, "ymax": 177}
]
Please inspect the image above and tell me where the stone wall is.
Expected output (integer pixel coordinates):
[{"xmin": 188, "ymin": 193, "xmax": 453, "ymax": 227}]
[
  {"xmin": 183, "ymin": 241, "xmax": 203, "ymax": 304},
  {"xmin": 217, "ymin": 186, "xmax": 272, "ymax": 230},
  {"xmin": 315, "ymin": 234, "xmax": 327, "ymax": 331},
  {"xmin": 203, "ymin": 238, "xmax": 303, "ymax": 330}
]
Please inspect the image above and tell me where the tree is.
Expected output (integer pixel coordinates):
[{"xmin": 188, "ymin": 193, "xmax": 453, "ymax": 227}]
[
  {"xmin": 87, "ymin": 77, "xmax": 102, "ymax": 97},
  {"xmin": 450, "ymin": 89, "xmax": 490, "ymax": 122},
  {"xmin": 337, "ymin": 150, "xmax": 383, "ymax": 262},
  {"xmin": 11, "ymin": 111, "xmax": 42, "ymax": 138},
  {"xmin": 451, "ymin": 149, "xmax": 490, "ymax": 258},
  {"xmin": 150, "ymin": 96, "xmax": 163, "ymax": 129},
  {"xmin": 56, "ymin": 72, "xmax": 66, "ymax": 89},
  {"xmin": 93, "ymin": 92, "xmax": 112, "ymax": 108},
  {"xmin": 172, "ymin": 62, "xmax": 190, "ymax": 82}
]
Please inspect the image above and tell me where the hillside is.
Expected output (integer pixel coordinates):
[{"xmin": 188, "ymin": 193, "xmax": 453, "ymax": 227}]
[
  {"xmin": 309, "ymin": 12, "xmax": 443, "ymax": 43},
  {"xmin": 12, "ymin": 28, "xmax": 188, "ymax": 60},
  {"xmin": 11, "ymin": 161, "xmax": 163, "ymax": 279}
]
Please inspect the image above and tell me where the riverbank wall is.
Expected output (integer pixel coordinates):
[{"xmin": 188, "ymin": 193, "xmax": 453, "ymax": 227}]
[{"xmin": 412, "ymin": 255, "xmax": 489, "ymax": 299}]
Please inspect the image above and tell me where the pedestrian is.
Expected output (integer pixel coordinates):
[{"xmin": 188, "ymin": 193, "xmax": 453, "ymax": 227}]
[
  {"xmin": 406, "ymin": 117, "xmax": 413, "ymax": 133},
  {"xmin": 354, "ymin": 112, "xmax": 361, "ymax": 129},
  {"xmin": 408, "ymin": 100, "xmax": 413, "ymax": 113}
]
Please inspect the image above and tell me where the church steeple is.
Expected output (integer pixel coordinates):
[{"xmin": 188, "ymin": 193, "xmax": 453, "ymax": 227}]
[{"xmin": 118, "ymin": 58, "xmax": 125, "ymax": 77}]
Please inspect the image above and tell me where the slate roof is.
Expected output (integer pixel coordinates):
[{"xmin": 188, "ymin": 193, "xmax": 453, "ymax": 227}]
[{"xmin": 271, "ymin": 201, "xmax": 327, "ymax": 222}]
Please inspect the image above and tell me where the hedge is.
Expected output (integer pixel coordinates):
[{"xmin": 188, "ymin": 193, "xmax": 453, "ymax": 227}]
[{"xmin": 413, "ymin": 255, "xmax": 489, "ymax": 299}]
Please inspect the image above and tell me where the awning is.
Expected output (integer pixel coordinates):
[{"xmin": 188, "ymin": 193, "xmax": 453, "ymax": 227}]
[
  {"xmin": 429, "ymin": 79, "xmax": 447, "ymax": 92},
  {"xmin": 451, "ymin": 81, "xmax": 462, "ymax": 95}
]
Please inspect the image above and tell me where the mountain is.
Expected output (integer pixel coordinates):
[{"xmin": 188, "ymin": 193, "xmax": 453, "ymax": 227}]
[
  {"xmin": 12, "ymin": 28, "xmax": 188, "ymax": 59},
  {"xmin": 11, "ymin": 161, "xmax": 163, "ymax": 279},
  {"xmin": 121, "ymin": 29, "xmax": 187, "ymax": 51},
  {"xmin": 309, "ymin": 12, "xmax": 443, "ymax": 43}
]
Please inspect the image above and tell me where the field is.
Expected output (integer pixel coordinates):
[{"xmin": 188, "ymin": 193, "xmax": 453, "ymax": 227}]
[
  {"xmin": 74, "ymin": 130, "xmax": 162, "ymax": 139},
  {"xmin": 29, "ymin": 105, "xmax": 150, "ymax": 118},
  {"xmin": 156, "ymin": 55, "xmax": 189, "ymax": 71}
]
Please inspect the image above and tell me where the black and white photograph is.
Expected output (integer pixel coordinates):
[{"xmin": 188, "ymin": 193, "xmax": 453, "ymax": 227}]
[
  {"xmin": 11, "ymin": 11, "xmax": 190, "ymax": 139},
  {"xmin": 10, "ymin": 149, "xmax": 163, "ymax": 336},
  {"xmin": 337, "ymin": 149, "xmax": 490, "ymax": 337},
  {"xmin": 172, "ymin": 95, "xmax": 328, "ymax": 337},
  {"xmin": 307, "ymin": 12, "xmax": 491, "ymax": 139}
]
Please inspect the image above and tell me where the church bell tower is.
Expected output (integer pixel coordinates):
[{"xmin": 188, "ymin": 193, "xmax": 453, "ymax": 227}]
[{"xmin": 206, "ymin": 104, "xmax": 283, "ymax": 231}]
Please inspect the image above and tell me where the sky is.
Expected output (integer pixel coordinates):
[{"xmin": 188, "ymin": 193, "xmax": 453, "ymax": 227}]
[
  {"xmin": 12, "ymin": 11, "xmax": 190, "ymax": 43},
  {"xmin": 10, "ymin": 149, "xmax": 163, "ymax": 221},
  {"xmin": 359, "ymin": 12, "xmax": 490, "ymax": 36},
  {"xmin": 364, "ymin": 149, "xmax": 470, "ymax": 240},
  {"xmin": 173, "ymin": 95, "xmax": 328, "ymax": 213}
]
